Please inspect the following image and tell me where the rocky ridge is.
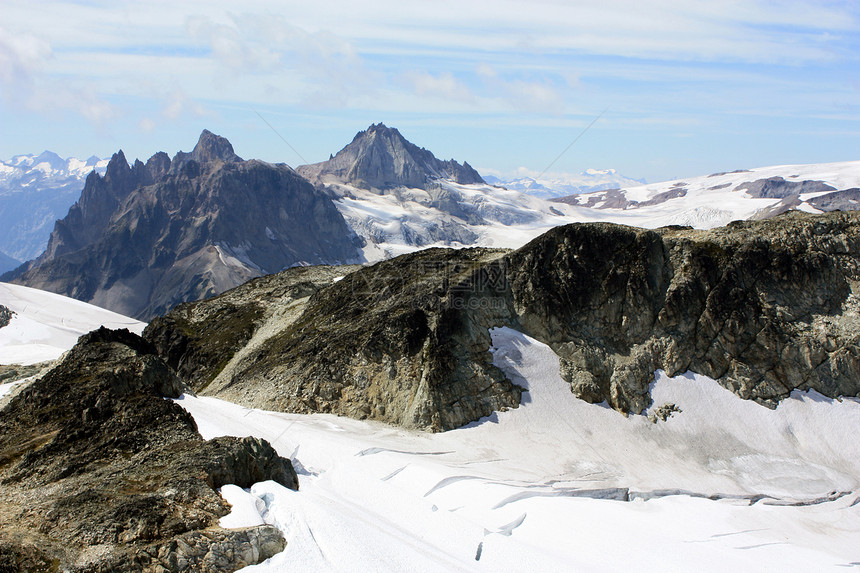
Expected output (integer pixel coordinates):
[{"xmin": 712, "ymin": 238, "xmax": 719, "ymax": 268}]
[
  {"xmin": 0, "ymin": 327, "xmax": 297, "ymax": 572},
  {"xmin": 4, "ymin": 130, "xmax": 361, "ymax": 320},
  {"xmin": 297, "ymin": 123, "xmax": 484, "ymax": 191},
  {"xmin": 147, "ymin": 211, "xmax": 860, "ymax": 430}
]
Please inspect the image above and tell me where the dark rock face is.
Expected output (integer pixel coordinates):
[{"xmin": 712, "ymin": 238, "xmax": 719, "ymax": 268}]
[
  {"xmin": 145, "ymin": 264, "xmax": 358, "ymax": 392},
  {"xmin": 297, "ymin": 123, "xmax": 484, "ymax": 190},
  {"xmin": 506, "ymin": 213, "xmax": 860, "ymax": 412},
  {"xmin": 0, "ymin": 327, "xmax": 297, "ymax": 572},
  {"xmin": 147, "ymin": 249, "xmax": 520, "ymax": 431},
  {"xmin": 734, "ymin": 177, "xmax": 835, "ymax": 198},
  {"xmin": 147, "ymin": 211, "xmax": 860, "ymax": 430},
  {"xmin": 4, "ymin": 130, "xmax": 361, "ymax": 320},
  {"xmin": 0, "ymin": 305, "xmax": 12, "ymax": 329},
  {"xmin": 807, "ymin": 188, "xmax": 860, "ymax": 212}
]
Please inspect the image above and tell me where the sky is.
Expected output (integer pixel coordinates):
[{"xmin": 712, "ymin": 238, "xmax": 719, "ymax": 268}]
[{"xmin": 1, "ymin": 0, "xmax": 859, "ymax": 183}]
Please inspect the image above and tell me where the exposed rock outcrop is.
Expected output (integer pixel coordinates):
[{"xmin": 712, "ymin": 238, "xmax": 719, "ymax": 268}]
[
  {"xmin": 145, "ymin": 264, "xmax": 359, "ymax": 392},
  {"xmin": 0, "ymin": 305, "xmax": 13, "ymax": 329},
  {"xmin": 147, "ymin": 211, "xmax": 860, "ymax": 430},
  {"xmin": 0, "ymin": 327, "xmax": 297, "ymax": 572},
  {"xmin": 3, "ymin": 131, "xmax": 361, "ymax": 320},
  {"xmin": 147, "ymin": 248, "xmax": 521, "ymax": 431},
  {"xmin": 734, "ymin": 176, "xmax": 835, "ymax": 198},
  {"xmin": 297, "ymin": 123, "xmax": 484, "ymax": 190},
  {"xmin": 507, "ymin": 212, "xmax": 860, "ymax": 412}
]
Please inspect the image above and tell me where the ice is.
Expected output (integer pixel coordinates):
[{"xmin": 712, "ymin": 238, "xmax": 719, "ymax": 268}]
[{"xmin": 180, "ymin": 328, "xmax": 860, "ymax": 571}]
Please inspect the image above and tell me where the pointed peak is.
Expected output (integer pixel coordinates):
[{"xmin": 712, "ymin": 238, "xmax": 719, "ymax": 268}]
[
  {"xmin": 191, "ymin": 130, "xmax": 241, "ymax": 164},
  {"xmin": 105, "ymin": 150, "xmax": 131, "ymax": 180},
  {"xmin": 354, "ymin": 123, "xmax": 404, "ymax": 142}
]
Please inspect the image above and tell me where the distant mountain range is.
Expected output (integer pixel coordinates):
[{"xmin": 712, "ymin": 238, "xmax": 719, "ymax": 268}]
[
  {"xmin": 552, "ymin": 162, "xmax": 860, "ymax": 229},
  {"xmin": 0, "ymin": 151, "xmax": 108, "ymax": 262},
  {"xmin": 483, "ymin": 169, "xmax": 645, "ymax": 199},
  {"xmin": 3, "ymin": 124, "xmax": 860, "ymax": 321}
]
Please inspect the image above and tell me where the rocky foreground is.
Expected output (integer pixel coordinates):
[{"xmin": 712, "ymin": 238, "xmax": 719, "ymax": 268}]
[
  {"xmin": 0, "ymin": 328, "xmax": 297, "ymax": 572},
  {"xmin": 147, "ymin": 211, "xmax": 860, "ymax": 430}
]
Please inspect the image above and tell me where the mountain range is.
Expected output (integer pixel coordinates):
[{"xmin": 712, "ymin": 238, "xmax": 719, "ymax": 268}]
[
  {"xmin": 4, "ymin": 125, "xmax": 860, "ymax": 322},
  {"xmin": 0, "ymin": 151, "xmax": 108, "ymax": 263},
  {"xmin": 2, "ymin": 126, "xmax": 860, "ymax": 570},
  {"xmin": 3, "ymin": 131, "xmax": 359, "ymax": 320},
  {"xmin": 483, "ymin": 168, "xmax": 645, "ymax": 199}
]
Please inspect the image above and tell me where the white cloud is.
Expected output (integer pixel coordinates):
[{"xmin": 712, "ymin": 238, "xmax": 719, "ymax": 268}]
[
  {"xmin": 185, "ymin": 12, "xmax": 378, "ymax": 108},
  {"xmin": 405, "ymin": 71, "xmax": 475, "ymax": 103},
  {"xmin": 0, "ymin": 26, "xmax": 51, "ymax": 104},
  {"xmin": 162, "ymin": 90, "xmax": 208, "ymax": 120},
  {"xmin": 138, "ymin": 118, "xmax": 157, "ymax": 133}
]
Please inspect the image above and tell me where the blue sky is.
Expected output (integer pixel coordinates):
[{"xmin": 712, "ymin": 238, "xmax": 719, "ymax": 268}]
[{"xmin": 1, "ymin": 0, "xmax": 858, "ymax": 183}]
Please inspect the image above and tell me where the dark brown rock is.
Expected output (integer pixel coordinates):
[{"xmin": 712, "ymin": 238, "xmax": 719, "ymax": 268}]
[{"xmin": 0, "ymin": 327, "xmax": 296, "ymax": 572}]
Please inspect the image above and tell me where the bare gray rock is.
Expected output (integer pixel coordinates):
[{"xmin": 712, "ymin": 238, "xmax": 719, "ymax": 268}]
[
  {"xmin": 734, "ymin": 176, "xmax": 835, "ymax": 198},
  {"xmin": 4, "ymin": 131, "xmax": 361, "ymax": 320},
  {"xmin": 297, "ymin": 123, "xmax": 484, "ymax": 191}
]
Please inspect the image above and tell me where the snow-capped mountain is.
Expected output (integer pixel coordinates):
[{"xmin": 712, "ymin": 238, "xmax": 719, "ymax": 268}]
[
  {"xmin": 483, "ymin": 168, "xmax": 645, "ymax": 199},
  {"xmin": 298, "ymin": 124, "xmax": 589, "ymax": 260},
  {"xmin": 555, "ymin": 160, "xmax": 860, "ymax": 229},
  {"xmin": 0, "ymin": 151, "xmax": 107, "ymax": 261}
]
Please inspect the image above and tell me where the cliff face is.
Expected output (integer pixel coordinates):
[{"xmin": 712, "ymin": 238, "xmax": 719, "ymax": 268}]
[
  {"xmin": 506, "ymin": 213, "xmax": 860, "ymax": 413},
  {"xmin": 0, "ymin": 327, "xmax": 296, "ymax": 572},
  {"xmin": 4, "ymin": 131, "xmax": 361, "ymax": 320},
  {"xmin": 297, "ymin": 123, "xmax": 484, "ymax": 190},
  {"xmin": 146, "ymin": 211, "xmax": 860, "ymax": 431}
]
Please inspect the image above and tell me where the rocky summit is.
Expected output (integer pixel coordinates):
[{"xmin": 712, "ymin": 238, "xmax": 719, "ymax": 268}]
[
  {"xmin": 0, "ymin": 327, "xmax": 297, "ymax": 572},
  {"xmin": 297, "ymin": 123, "xmax": 485, "ymax": 191},
  {"xmin": 3, "ymin": 130, "xmax": 361, "ymax": 320},
  {"xmin": 147, "ymin": 211, "xmax": 860, "ymax": 431}
]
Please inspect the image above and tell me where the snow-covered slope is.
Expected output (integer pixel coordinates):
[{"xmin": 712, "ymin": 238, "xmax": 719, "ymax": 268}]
[
  {"xmin": 330, "ymin": 160, "xmax": 860, "ymax": 263},
  {"xmin": 0, "ymin": 282, "xmax": 145, "ymax": 365},
  {"xmin": 1, "ymin": 271, "xmax": 857, "ymax": 570},
  {"xmin": 484, "ymin": 168, "xmax": 645, "ymax": 199},
  {"xmin": 176, "ymin": 328, "xmax": 860, "ymax": 572},
  {"xmin": 0, "ymin": 152, "xmax": 107, "ymax": 261},
  {"xmin": 330, "ymin": 180, "xmax": 587, "ymax": 261},
  {"xmin": 558, "ymin": 159, "xmax": 860, "ymax": 230}
]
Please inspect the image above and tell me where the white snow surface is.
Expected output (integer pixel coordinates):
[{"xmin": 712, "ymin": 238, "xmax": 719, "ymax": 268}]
[
  {"xmin": 0, "ymin": 282, "xmax": 146, "ymax": 365},
  {"xmin": 330, "ymin": 160, "xmax": 860, "ymax": 264},
  {"xmin": 0, "ymin": 152, "xmax": 107, "ymax": 190},
  {"xmin": 567, "ymin": 159, "xmax": 860, "ymax": 229},
  {"xmin": 180, "ymin": 328, "xmax": 860, "ymax": 572},
  {"xmin": 484, "ymin": 169, "xmax": 645, "ymax": 199}
]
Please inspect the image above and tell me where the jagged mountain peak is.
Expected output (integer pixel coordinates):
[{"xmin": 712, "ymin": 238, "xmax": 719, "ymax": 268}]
[
  {"xmin": 4, "ymin": 130, "xmax": 360, "ymax": 320},
  {"xmin": 297, "ymin": 123, "xmax": 484, "ymax": 190},
  {"xmin": 191, "ymin": 129, "xmax": 242, "ymax": 164},
  {"xmin": 104, "ymin": 150, "xmax": 131, "ymax": 181}
]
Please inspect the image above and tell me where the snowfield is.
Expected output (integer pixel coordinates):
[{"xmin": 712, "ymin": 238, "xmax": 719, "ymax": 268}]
[
  {"xmin": 329, "ymin": 160, "xmax": 860, "ymax": 264},
  {"xmin": 0, "ymin": 282, "xmax": 146, "ymax": 365},
  {"xmin": 177, "ymin": 328, "xmax": 860, "ymax": 572}
]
